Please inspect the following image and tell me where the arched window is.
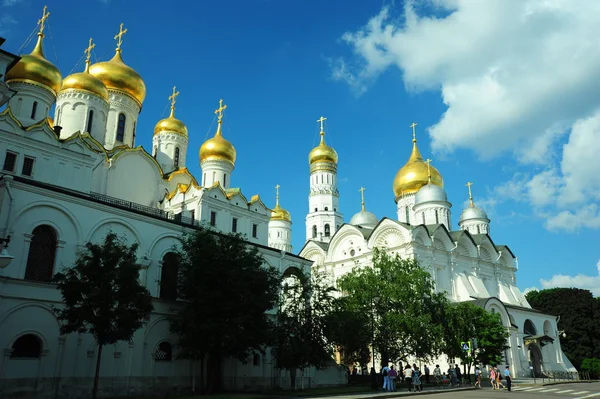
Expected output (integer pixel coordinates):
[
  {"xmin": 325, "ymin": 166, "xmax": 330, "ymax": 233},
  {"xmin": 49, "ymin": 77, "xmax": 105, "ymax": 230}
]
[
  {"xmin": 86, "ymin": 110, "xmax": 94, "ymax": 134},
  {"xmin": 524, "ymin": 319, "xmax": 537, "ymax": 336},
  {"xmin": 253, "ymin": 353, "xmax": 260, "ymax": 366},
  {"xmin": 153, "ymin": 341, "xmax": 172, "ymax": 361},
  {"xmin": 174, "ymin": 147, "xmax": 180, "ymax": 168},
  {"xmin": 312, "ymin": 225, "xmax": 317, "ymax": 238},
  {"xmin": 132, "ymin": 122, "xmax": 136, "ymax": 145},
  {"xmin": 31, "ymin": 101, "xmax": 38, "ymax": 120},
  {"xmin": 24, "ymin": 225, "xmax": 58, "ymax": 282},
  {"xmin": 435, "ymin": 210, "xmax": 439, "ymax": 224},
  {"xmin": 324, "ymin": 224, "xmax": 331, "ymax": 237},
  {"xmin": 160, "ymin": 252, "xmax": 179, "ymax": 300},
  {"xmin": 116, "ymin": 113, "xmax": 126, "ymax": 142},
  {"xmin": 10, "ymin": 334, "xmax": 42, "ymax": 358}
]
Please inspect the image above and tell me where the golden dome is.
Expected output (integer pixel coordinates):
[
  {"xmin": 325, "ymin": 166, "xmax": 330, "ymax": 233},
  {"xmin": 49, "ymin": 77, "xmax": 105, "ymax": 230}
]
[
  {"xmin": 154, "ymin": 109, "xmax": 188, "ymax": 136},
  {"xmin": 309, "ymin": 130, "xmax": 338, "ymax": 165},
  {"xmin": 60, "ymin": 60, "xmax": 108, "ymax": 101},
  {"xmin": 199, "ymin": 120, "xmax": 236, "ymax": 164},
  {"xmin": 88, "ymin": 49, "xmax": 146, "ymax": 106},
  {"xmin": 393, "ymin": 138, "xmax": 443, "ymax": 200},
  {"xmin": 6, "ymin": 33, "xmax": 62, "ymax": 94},
  {"xmin": 271, "ymin": 203, "xmax": 292, "ymax": 222}
]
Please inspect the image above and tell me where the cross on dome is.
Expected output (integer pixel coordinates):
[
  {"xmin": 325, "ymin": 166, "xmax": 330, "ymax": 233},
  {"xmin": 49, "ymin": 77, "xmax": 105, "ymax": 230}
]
[
  {"xmin": 215, "ymin": 99, "xmax": 227, "ymax": 121},
  {"xmin": 466, "ymin": 181, "xmax": 474, "ymax": 207},
  {"xmin": 114, "ymin": 23, "xmax": 127, "ymax": 51},
  {"xmin": 37, "ymin": 5, "xmax": 50, "ymax": 35},
  {"xmin": 317, "ymin": 116, "xmax": 327, "ymax": 134},
  {"xmin": 84, "ymin": 38, "xmax": 95, "ymax": 64},
  {"xmin": 410, "ymin": 122, "xmax": 418, "ymax": 142},
  {"xmin": 359, "ymin": 187, "xmax": 366, "ymax": 211},
  {"xmin": 275, "ymin": 184, "xmax": 281, "ymax": 205},
  {"xmin": 169, "ymin": 86, "xmax": 179, "ymax": 112}
]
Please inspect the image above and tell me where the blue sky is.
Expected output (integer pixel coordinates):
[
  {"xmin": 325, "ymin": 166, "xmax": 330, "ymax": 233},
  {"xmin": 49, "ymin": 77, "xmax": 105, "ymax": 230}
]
[{"xmin": 2, "ymin": 0, "xmax": 599, "ymax": 295}]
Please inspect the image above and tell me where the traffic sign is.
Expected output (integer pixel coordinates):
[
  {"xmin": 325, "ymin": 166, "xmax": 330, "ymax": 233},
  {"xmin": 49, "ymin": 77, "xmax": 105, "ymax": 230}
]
[{"xmin": 461, "ymin": 342, "xmax": 471, "ymax": 351}]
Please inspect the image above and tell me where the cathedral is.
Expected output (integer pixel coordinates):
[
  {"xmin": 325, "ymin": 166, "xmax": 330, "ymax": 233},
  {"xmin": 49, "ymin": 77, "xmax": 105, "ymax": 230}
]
[{"xmin": 0, "ymin": 7, "xmax": 576, "ymax": 399}]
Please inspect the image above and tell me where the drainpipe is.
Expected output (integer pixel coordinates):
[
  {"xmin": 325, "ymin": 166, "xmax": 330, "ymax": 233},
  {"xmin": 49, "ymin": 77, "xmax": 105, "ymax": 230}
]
[{"xmin": 2, "ymin": 175, "xmax": 14, "ymax": 238}]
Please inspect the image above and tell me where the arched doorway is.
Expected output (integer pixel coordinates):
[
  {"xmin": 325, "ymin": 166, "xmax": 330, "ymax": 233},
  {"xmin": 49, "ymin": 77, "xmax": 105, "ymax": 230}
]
[{"xmin": 528, "ymin": 344, "xmax": 543, "ymax": 377}]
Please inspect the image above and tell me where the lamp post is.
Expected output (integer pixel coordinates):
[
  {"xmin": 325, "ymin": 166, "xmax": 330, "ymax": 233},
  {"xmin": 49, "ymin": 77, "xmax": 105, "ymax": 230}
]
[{"xmin": 0, "ymin": 235, "xmax": 13, "ymax": 269}]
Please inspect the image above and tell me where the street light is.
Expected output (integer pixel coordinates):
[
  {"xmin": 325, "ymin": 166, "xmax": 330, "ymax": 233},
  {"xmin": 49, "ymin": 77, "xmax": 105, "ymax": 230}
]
[{"xmin": 0, "ymin": 235, "xmax": 14, "ymax": 269}]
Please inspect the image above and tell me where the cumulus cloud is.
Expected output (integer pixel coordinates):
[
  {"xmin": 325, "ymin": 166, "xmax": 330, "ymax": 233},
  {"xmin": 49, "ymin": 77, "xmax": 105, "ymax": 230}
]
[
  {"xmin": 333, "ymin": 0, "xmax": 600, "ymax": 232},
  {"xmin": 532, "ymin": 259, "xmax": 600, "ymax": 297}
]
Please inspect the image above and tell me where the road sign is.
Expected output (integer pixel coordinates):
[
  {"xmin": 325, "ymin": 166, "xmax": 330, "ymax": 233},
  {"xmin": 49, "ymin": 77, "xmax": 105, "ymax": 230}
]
[{"xmin": 461, "ymin": 342, "xmax": 471, "ymax": 351}]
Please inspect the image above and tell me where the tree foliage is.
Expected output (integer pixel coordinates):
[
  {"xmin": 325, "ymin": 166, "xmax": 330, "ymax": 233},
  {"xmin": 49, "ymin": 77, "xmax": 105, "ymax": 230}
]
[
  {"xmin": 169, "ymin": 227, "xmax": 281, "ymax": 392},
  {"xmin": 336, "ymin": 248, "xmax": 448, "ymax": 365},
  {"xmin": 443, "ymin": 302, "xmax": 510, "ymax": 369},
  {"xmin": 273, "ymin": 268, "xmax": 336, "ymax": 388},
  {"xmin": 54, "ymin": 232, "xmax": 153, "ymax": 399},
  {"xmin": 525, "ymin": 288, "xmax": 600, "ymax": 369}
]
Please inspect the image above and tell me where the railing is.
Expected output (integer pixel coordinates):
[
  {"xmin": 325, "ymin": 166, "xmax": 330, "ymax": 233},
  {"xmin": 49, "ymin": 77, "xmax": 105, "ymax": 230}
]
[
  {"xmin": 90, "ymin": 192, "xmax": 199, "ymax": 227},
  {"xmin": 540, "ymin": 371, "xmax": 596, "ymax": 383}
]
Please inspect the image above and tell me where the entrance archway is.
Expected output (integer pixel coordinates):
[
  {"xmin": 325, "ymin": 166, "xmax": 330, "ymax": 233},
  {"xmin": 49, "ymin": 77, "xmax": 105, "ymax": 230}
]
[{"xmin": 528, "ymin": 344, "xmax": 543, "ymax": 377}]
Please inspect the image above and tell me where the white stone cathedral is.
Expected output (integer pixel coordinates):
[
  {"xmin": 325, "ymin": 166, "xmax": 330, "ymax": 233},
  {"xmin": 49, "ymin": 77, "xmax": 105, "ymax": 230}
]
[{"xmin": 0, "ymin": 7, "xmax": 577, "ymax": 399}]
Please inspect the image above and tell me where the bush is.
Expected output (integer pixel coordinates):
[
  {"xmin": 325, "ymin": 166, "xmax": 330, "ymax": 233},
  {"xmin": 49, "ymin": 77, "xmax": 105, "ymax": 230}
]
[{"xmin": 581, "ymin": 358, "xmax": 600, "ymax": 378}]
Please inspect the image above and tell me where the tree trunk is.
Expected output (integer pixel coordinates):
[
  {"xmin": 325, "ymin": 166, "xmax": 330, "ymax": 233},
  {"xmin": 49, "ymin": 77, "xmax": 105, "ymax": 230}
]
[
  {"xmin": 200, "ymin": 355, "xmax": 205, "ymax": 395},
  {"xmin": 92, "ymin": 344, "xmax": 104, "ymax": 399},
  {"xmin": 290, "ymin": 368, "xmax": 296, "ymax": 389}
]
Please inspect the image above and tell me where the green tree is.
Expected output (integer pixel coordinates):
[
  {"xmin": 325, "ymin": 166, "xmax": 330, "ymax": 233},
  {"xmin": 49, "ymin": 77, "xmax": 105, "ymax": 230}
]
[
  {"xmin": 53, "ymin": 232, "xmax": 153, "ymax": 399},
  {"xmin": 337, "ymin": 248, "xmax": 449, "ymax": 366},
  {"xmin": 169, "ymin": 227, "xmax": 281, "ymax": 393},
  {"xmin": 443, "ymin": 302, "xmax": 509, "ymax": 375},
  {"xmin": 526, "ymin": 288, "xmax": 600, "ymax": 369},
  {"xmin": 326, "ymin": 296, "xmax": 372, "ymax": 370},
  {"xmin": 274, "ymin": 268, "xmax": 336, "ymax": 389}
]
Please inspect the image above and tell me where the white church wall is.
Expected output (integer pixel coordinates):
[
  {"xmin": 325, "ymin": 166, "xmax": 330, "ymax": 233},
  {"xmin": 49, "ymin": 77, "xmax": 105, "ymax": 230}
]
[{"xmin": 105, "ymin": 152, "xmax": 161, "ymax": 207}]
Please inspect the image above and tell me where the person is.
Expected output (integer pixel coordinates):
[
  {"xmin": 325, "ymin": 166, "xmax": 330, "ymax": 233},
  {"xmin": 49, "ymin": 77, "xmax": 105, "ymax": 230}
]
[
  {"xmin": 382, "ymin": 364, "xmax": 390, "ymax": 392},
  {"xmin": 433, "ymin": 364, "xmax": 442, "ymax": 387},
  {"xmin": 455, "ymin": 364, "xmax": 462, "ymax": 386},
  {"xmin": 490, "ymin": 366, "xmax": 497, "ymax": 390},
  {"xmin": 474, "ymin": 366, "xmax": 482, "ymax": 388},
  {"xmin": 388, "ymin": 365, "xmax": 398, "ymax": 392},
  {"xmin": 425, "ymin": 365, "xmax": 430, "ymax": 384},
  {"xmin": 404, "ymin": 365, "xmax": 413, "ymax": 392},
  {"xmin": 495, "ymin": 366, "xmax": 505, "ymax": 389},
  {"xmin": 370, "ymin": 367, "xmax": 377, "ymax": 390},
  {"xmin": 449, "ymin": 366, "xmax": 457, "ymax": 386},
  {"xmin": 412, "ymin": 365, "xmax": 423, "ymax": 392},
  {"xmin": 504, "ymin": 366, "xmax": 512, "ymax": 391}
]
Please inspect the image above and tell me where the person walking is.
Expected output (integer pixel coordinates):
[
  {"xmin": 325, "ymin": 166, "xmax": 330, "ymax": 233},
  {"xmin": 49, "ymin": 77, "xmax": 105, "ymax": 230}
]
[
  {"xmin": 388, "ymin": 365, "xmax": 398, "ymax": 391},
  {"xmin": 425, "ymin": 365, "xmax": 430, "ymax": 384},
  {"xmin": 382, "ymin": 364, "xmax": 390, "ymax": 392},
  {"xmin": 412, "ymin": 365, "xmax": 423, "ymax": 392},
  {"xmin": 504, "ymin": 366, "xmax": 512, "ymax": 391},
  {"xmin": 490, "ymin": 366, "xmax": 497, "ymax": 390},
  {"xmin": 495, "ymin": 366, "xmax": 505, "ymax": 390},
  {"xmin": 433, "ymin": 365, "xmax": 442, "ymax": 387},
  {"xmin": 474, "ymin": 366, "xmax": 482, "ymax": 388},
  {"xmin": 404, "ymin": 365, "xmax": 413, "ymax": 392}
]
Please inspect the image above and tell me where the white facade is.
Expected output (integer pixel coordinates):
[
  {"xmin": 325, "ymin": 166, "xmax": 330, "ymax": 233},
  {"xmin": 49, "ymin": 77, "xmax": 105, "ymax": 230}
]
[
  {"xmin": 305, "ymin": 161, "xmax": 343, "ymax": 243},
  {"xmin": 152, "ymin": 131, "xmax": 188, "ymax": 173},
  {"xmin": 0, "ymin": 33, "xmax": 344, "ymax": 398},
  {"xmin": 55, "ymin": 89, "xmax": 109, "ymax": 143},
  {"xmin": 268, "ymin": 219, "xmax": 292, "ymax": 252}
]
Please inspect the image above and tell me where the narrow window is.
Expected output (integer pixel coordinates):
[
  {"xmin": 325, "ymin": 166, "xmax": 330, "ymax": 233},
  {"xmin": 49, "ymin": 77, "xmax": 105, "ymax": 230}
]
[
  {"xmin": 174, "ymin": 147, "xmax": 180, "ymax": 169},
  {"xmin": 132, "ymin": 122, "xmax": 136, "ymax": 145},
  {"xmin": 232, "ymin": 217, "xmax": 238, "ymax": 233},
  {"xmin": 24, "ymin": 225, "xmax": 57, "ymax": 282},
  {"xmin": 210, "ymin": 211, "xmax": 217, "ymax": 227},
  {"xmin": 314, "ymin": 207, "xmax": 317, "ymax": 212},
  {"xmin": 31, "ymin": 101, "xmax": 38, "ymax": 120},
  {"xmin": 16, "ymin": 98, "xmax": 22, "ymax": 115},
  {"xmin": 86, "ymin": 110, "xmax": 94, "ymax": 133},
  {"xmin": 190, "ymin": 210, "xmax": 195, "ymax": 222},
  {"xmin": 10, "ymin": 334, "xmax": 42, "ymax": 359},
  {"xmin": 22, "ymin": 156, "xmax": 35, "ymax": 177},
  {"xmin": 324, "ymin": 223, "xmax": 331, "ymax": 237},
  {"xmin": 435, "ymin": 210, "xmax": 439, "ymax": 224},
  {"xmin": 312, "ymin": 225, "xmax": 317, "ymax": 238},
  {"xmin": 3, "ymin": 152, "xmax": 17, "ymax": 172},
  {"xmin": 159, "ymin": 252, "xmax": 179, "ymax": 300},
  {"xmin": 252, "ymin": 224, "xmax": 258, "ymax": 238},
  {"xmin": 277, "ymin": 231, "xmax": 281, "ymax": 238},
  {"xmin": 153, "ymin": 146, "xmax": 157, "ymax": 158},
  {"xmin": 477, "ymin": 225, "xmax": 481, "ymax": 234},
  {"xmin": 116, "ymin": 113, "xmax": 126, "ymax": 142},
  {"xmin": 223, "ymin": 173, "xmax": 227, "ymax": 187},
  {"xmin": 253, "ymin": 354, "xmax": 260, "ymax": 366},
  {"xmin": 324, "ymin": 206, "xmax": 328, "ymax": 211},
  {"xmin": 154, "ymin": 342, "xmax": 173, "ymax": 362},
  {"xmin": 405, "ymin": 207, "xmax": 410, "ymax": 224}
]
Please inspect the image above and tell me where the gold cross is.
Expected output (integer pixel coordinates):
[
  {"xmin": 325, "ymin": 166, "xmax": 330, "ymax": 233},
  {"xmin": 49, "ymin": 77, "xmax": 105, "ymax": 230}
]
[
  {"xmin": 410, "ymin": 122, "xmax": 418, "ymax": 141},
  {"xmin": 169, "ymin": 86, "xmax": 180, "ymax": 110},
  {"xmin": 84, "ymin": 38, "xmax": 95, "ymax": 64},
  {"xmin": 275, "ymin": 184, "xmax": 280, "ymax": 205},
  {"xmin": 317, "ymin": 116, "xmax": 327, "ymax": 132},
  {"xmin": 425, "ymin": 158, "xmax": 432, "ymax": 183},
  {"xmin": 37, "ymin": 5, "xmax": 50, "ymax": 35},
  {"xmin": 359, "ymin": 187, "xmax": 366, "ymax": 211},
  {"xmin": 214, "ymin": 99, "xmax": 227, "ymax": 121},
  {"xmin": 114, "ymin": 23, "xmax": 128, "ymax": 51},
  {"xmin": 466, "ymin": 181, "xmax": 474, "ymax": 206}
]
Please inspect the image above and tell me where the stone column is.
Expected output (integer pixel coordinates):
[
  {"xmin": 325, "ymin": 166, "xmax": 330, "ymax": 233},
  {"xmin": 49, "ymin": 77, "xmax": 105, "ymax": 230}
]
[{"xmin": 53, "ymin": 336, "xmax": 66, "ymax": 398}]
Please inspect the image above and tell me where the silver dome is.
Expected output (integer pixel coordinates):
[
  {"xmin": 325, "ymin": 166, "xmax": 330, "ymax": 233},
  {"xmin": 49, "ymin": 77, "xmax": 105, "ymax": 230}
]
[
  {"xmin": 459, "ymin": 205, "xmax": 489, "ymax": 223},
  {"xmin": 415, "ymin": 183, "xmax": 448, "ymax": 204},
  {"xmin": 350, "ymin": 210, "xmax": 378, "ymax": 227}
]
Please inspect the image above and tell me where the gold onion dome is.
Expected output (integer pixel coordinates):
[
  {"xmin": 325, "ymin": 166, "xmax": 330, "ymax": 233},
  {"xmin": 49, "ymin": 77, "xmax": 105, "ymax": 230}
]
[
  {"xmin": 309, "ymin": 117, "xmax": 338, "ymax": 165},
  {"xmin": 6, "ymin": 33, "xmax": 62, "ymax": 95},
  {"xmin": 271, "ymin": 185, "xmax": 291, "ymax": 222},
  {"xmin": 154, "ymin": 87, "xmax": 187, "ymax": 136},
  {"xmin": 60, "ymin": 39, "xmax": 109, "ymax": 101},
  {"xmin": 89, "ymin": 50, "xmax": 145, "ymax": 105},
  {"xmin": 199, "ymin": 100, "xmax": 236, "ymax": 164},
  {"xmin": 393, "ymin": 133, "xmax": 443, "ymax": 200}
]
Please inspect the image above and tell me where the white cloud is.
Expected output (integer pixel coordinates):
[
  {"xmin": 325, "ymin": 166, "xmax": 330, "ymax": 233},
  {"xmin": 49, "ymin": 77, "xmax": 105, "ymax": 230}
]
[
  {"xmin": 534, "ymin": 259, "xmax": 600, "ymax": 297},
  {"xmin": 333, "ymin": 1, "xmax": 600, "ymax": 232},
  {"xmin": 0, "ymin": 15, "xmax": 16, "ymax": 36},
  {"xmin": 1, "ymin": 0, "xmax": 21, "ymax": 6}
]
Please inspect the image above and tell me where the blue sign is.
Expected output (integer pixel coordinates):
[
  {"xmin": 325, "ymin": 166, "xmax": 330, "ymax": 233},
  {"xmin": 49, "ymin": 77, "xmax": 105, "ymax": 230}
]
[{"xmin": 461, "ymin": 342, "xmax": 470, "ymax": 351}]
